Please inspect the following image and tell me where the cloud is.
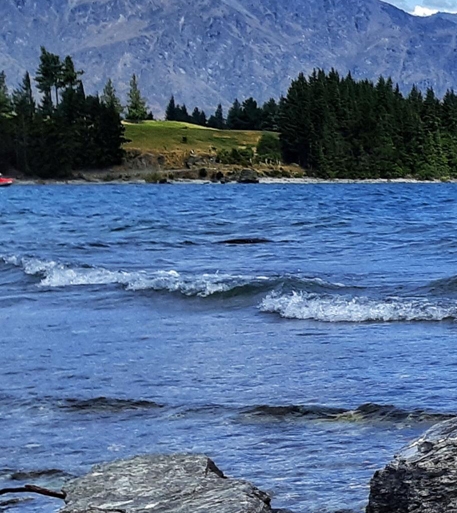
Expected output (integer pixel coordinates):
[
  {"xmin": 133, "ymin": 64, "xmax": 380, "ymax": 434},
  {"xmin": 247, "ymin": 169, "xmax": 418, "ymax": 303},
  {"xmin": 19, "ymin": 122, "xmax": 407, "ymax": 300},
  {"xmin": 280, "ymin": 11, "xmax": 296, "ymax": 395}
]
[
  {"xmin": 411, "ymin": 5, "xmax": 439, "ymax": 15},
  {"xmin": 387, "ymin": 0, "xmax": 457, "ymax": 15}
]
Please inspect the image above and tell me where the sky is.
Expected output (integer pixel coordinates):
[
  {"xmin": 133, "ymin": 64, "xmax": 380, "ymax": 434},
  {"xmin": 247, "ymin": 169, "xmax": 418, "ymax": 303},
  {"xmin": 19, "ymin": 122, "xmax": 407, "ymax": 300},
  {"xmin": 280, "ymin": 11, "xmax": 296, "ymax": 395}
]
[{"xmin": 386, "ymin": 0, "xmax": 457, "ymax": 15}]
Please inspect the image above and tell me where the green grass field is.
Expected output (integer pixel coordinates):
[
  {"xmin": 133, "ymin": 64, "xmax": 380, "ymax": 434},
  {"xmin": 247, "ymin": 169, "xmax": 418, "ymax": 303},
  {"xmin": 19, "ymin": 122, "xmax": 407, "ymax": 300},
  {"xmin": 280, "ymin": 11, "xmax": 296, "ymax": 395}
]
[{"xmin": 123, "ymin": 120, "xmax": 272, "ymax": 153}]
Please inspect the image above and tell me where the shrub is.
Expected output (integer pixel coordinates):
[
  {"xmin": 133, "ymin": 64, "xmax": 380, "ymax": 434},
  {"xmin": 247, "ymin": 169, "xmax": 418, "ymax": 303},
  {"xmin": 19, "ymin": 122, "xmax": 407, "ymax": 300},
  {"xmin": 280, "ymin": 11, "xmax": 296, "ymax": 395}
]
[
  {"xmin": 216, "ymin": 147, "xmax": 254, "ymax": 166},
  {"xmin": 256, "ymin": 132, "xmax": 281, "ymax": 161},
  {"xmin": 145, "ymin": 171, "xmax": 162, "ymax": 183}
]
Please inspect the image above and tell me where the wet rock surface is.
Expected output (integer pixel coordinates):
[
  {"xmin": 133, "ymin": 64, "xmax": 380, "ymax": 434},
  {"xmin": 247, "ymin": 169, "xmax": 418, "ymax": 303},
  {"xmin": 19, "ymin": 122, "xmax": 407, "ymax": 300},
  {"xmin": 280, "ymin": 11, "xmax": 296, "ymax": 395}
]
[
  {"xmin": 366, "ymin": 417, "xmax": 457, "ymax": 513},
  {"xmin": 60, "ymin": 454, "xmax": 275, "ymax": 513}
]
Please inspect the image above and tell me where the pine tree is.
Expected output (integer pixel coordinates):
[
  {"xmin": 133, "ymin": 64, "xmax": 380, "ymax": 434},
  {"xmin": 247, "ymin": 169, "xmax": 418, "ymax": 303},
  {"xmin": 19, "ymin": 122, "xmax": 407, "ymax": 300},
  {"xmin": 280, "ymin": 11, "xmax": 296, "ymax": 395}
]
[
  {"xmin": 261, "ymin": 98, "xmax": 278, "ymax": 131},
  {"xmin": 57, "ymin": 80, "xmax": 88, "ymax": 169},
  {"xmin": 165, "ymin": 95, "xmax": 177, "ymax": 121},
  {"xmin": 12, "ymin": 72, "xmax": 36, "ymax": 173},
  {"xmin": 98, "ymin": 100, "xmax": 126, "ymax": 166},
  {"xmin": 226, "ymin": 99, "xmax": 242, "ymax": 129},
  {"xmin": 13, "ymin": 72, "xmax": 35, "ymax": 120},
  {"xmin": 199, "ymin": 110, "xmax": 207, "ymax": 126},
  {"xmin": 0, "ymin": 71, "xmax": 12, "ymax": 116},
  {"xmin": 208, "ymin": 104, "xmax": 225, "ymax": 129},
  {"xmin": 278, "ymin": 73, "xmax": 312, "ymax": 167},
  {"xmin": 191, "ymin": 107, "xmax": 202, "ymax": 125},
  {"xmin": 240, "ymin": 97, "xmax": 262, "ymax": 130},
  {"xmin": 60, "ymin": 56, "xmax": 83, "ymax": 89},
  {"xmin": 35, "ymin": 47, "xmax": 63, "ymax": 107},
  {"xmin": 175, "ymin": 104, "xmax": 190, "ymax": 122},
  {"xmin": 126, "ymin": 74, "xmax": 148, "ymax": 122},
  {"xmin": 0, "ymin": 71, "xmax": 13, "ymax": 171},
  {"xmin": 101, "ymin": 78, "xmax": 123, "ymax": 115},
  {"xmin": 39, "ymin": 90, "xmax": 54, "ymax": 117},
  {"xmin": 189, "ymin": 107, "xmax": 206, "ymax": 126}
]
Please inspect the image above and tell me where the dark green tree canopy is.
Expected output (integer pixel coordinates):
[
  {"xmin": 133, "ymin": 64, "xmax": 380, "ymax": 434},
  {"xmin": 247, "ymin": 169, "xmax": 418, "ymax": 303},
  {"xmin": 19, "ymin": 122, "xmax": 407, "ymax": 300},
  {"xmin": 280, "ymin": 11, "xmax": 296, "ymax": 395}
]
[
  {"xmin": 35, "ymin": 47, "xmax": 64, "ymax": 106},
  {"xmin": 208, "ymin": 103, "xmax": 225, "ymax": 129},
  {"xmin": 0, "ymin": 71, "xmax": 12, "ymax": 117},
  {"xmin": 278, "ymin": 68, "xmax": 457, "ymax": 180},
  {"xmin": 0, "ymin": 51, "xmax": 125, "ymax": 178},
  {"xmin": 165, "ymin": 95, "xmax": 177, "ymax": 121},
  {"xmin": 226, "ymin": 99, "xmax": 242, "ymax": 129}
]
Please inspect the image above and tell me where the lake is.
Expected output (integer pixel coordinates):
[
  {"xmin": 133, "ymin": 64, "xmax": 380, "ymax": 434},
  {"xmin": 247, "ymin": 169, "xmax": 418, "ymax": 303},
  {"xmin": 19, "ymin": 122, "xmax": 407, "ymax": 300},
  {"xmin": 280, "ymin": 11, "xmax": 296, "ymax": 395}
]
[{"xmin": 2, "ymin": 182, "xmax": 457, "ymax": 512}]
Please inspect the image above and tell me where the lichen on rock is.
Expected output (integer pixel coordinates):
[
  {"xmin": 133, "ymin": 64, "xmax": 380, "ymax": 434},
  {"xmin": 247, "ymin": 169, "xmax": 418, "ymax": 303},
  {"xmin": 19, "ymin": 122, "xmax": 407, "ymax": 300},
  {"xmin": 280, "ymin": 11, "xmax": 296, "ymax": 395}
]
[{"xmin": 60, "ymin": 454, "xmax": 273, "ymax": 513}]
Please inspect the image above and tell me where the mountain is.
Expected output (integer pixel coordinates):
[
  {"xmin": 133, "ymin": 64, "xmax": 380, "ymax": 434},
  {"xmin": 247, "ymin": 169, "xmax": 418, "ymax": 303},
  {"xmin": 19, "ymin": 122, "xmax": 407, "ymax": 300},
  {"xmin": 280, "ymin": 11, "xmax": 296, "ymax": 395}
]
[{"xmin": 1, "ymin": 0, "xmax": 457, "ymax": 114}]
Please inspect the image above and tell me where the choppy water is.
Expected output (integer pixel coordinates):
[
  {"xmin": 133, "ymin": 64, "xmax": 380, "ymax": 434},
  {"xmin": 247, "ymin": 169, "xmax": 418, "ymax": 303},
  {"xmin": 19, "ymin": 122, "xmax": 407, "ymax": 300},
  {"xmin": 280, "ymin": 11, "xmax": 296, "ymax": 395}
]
[{"xmin": 2, "ymin": 183, "xmax": 457, "ymax": 512}]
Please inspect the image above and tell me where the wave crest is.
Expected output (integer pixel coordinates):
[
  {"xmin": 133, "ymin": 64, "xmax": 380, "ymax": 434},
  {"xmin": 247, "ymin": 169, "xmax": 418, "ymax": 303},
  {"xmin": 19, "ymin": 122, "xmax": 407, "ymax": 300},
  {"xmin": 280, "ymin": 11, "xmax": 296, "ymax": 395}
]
[
  {"xmin": 260, "ymin": 291, "xmax": 457, "ymax": 322},
  {"xmin": 2, "ymin": 255, "xmax": 348, "ymax": 298}
]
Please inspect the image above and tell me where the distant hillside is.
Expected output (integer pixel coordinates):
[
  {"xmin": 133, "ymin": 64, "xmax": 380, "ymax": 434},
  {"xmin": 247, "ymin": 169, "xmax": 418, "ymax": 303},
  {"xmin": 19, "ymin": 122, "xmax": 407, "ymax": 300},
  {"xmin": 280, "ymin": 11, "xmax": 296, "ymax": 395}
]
[{"xmin": 1, "ymin": 0, "xmax": 457, "ymax": 113}]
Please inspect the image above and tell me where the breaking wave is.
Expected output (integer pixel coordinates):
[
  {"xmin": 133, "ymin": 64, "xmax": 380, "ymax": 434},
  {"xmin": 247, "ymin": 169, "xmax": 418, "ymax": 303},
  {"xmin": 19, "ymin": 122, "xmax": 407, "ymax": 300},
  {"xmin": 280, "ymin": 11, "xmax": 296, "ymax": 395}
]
[
  {"xmin": 1, "ymin": 255, "xmax": 348, "ymax": 298},
  {"xmin": 260, "ymin": 291, "xmax": 457, "ymax": 322},
  {"xmin": 7, "ymin": 254, "xmax": 457, "ymax": 321}
]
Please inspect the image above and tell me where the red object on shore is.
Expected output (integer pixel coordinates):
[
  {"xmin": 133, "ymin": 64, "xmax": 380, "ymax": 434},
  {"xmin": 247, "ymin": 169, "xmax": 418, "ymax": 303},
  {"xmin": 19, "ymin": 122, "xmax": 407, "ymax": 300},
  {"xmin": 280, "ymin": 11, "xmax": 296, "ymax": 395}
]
[{"xmin": 0, "ymin": 177, "xmax": 14, "ymax": 187}]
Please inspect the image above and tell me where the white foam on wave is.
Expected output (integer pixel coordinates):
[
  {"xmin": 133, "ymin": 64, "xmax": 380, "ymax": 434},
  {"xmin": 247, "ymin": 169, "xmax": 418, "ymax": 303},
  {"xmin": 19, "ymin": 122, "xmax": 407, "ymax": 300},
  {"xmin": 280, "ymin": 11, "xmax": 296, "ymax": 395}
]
[
  {"xmin": 3, "ymin": 255, "xmax": 357, "ymax": 300},
  {"xmin": 2, "ymin": 255, "xmax": 272, "ymax": 297},
  {"xmin": 260, "ymin": 291, "xmax": 457, "ymax": 322},
  {"xmin": 3, "ymin": 255, "xmax": 133, "ymax": 287},
  {"xmin": 127, "ymin": 271, "xmax": 270, "ymax": 297}
]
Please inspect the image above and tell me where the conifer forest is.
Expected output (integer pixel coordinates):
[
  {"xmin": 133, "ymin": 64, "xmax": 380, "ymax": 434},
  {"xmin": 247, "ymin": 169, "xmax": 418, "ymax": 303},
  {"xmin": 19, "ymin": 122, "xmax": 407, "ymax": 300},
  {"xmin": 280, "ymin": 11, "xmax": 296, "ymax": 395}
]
[{"xmin": 2, "ymin": 49, "xmax": 457, "ymax": 180}]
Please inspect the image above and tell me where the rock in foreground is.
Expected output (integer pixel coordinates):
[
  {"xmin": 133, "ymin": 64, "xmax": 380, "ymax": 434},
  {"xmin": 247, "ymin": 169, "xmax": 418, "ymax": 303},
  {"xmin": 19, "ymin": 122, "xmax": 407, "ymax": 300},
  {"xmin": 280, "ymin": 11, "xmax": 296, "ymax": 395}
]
[
  {"xmin": 60, "ymin": 454, "xmax": 274, "ymax": 513},
  {"xmin": 367, "ymin": 417, "xmax": 457, "ymax": 513}
]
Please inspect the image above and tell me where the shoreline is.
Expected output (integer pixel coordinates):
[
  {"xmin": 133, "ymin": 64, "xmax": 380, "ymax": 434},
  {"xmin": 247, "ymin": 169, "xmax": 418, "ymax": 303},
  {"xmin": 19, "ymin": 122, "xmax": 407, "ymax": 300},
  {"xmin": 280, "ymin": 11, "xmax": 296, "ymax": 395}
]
[{"xmin": 10, "ymin": 176, "xmax": 457, "ymax": 185}]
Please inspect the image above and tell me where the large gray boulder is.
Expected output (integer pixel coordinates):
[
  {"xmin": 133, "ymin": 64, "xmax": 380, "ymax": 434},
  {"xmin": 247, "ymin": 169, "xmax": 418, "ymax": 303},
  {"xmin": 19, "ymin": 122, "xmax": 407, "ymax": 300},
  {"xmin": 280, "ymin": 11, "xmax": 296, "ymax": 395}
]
[
  {"xmin": 60, "ymin": 454, "xmax": 274, "ymax": 513},
  {"xmin": 366, "ymin": 417, "xmax": 457, "ymax": 513}
]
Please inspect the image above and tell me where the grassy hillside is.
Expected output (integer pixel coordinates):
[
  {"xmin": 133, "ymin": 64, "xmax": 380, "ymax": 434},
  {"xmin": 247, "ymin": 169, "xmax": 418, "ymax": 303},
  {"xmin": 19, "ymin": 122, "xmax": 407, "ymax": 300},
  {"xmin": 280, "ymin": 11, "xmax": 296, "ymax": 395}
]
[{"xmin": 123, "ymin": 120, "xmax": 272, "ymax": 154}]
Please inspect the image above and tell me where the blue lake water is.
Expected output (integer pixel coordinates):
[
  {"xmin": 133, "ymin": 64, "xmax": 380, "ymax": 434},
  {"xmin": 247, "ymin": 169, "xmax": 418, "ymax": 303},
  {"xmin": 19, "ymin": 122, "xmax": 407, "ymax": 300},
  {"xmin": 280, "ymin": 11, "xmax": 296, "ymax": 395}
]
[{"xmin": 2, "ymin": 183, "xmax": 457, "ymax": 512}]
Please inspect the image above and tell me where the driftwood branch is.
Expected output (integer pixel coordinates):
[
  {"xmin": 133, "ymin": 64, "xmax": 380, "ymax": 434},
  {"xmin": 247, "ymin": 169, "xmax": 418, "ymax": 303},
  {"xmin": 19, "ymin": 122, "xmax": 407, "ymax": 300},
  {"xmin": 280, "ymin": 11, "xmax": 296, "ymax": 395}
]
[{"xmin": 0, "ymin": 484, "xmax": 66, "ymax": 500}]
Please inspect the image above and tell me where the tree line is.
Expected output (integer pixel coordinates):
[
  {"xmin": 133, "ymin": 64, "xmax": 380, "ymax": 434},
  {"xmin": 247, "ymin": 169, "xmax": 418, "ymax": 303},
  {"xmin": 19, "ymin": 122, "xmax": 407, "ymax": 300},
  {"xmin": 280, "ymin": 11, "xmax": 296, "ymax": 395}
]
[
  {"xmin": 0, "ymin": 47, "xmax": 128, "ymax": 177},
  {"xmin": 166, "ymin": 69, "xmax": 457, "ymax": 180},
  {"xmin": 164, "ymin": 95, "xmax": 279, "ymax": 131},
  {"xmin": 3, "ymin": 48, "xmax": 457, "ymax": 180},
  {"xmin": 278, "ymin": 69, "xmax": 457, "ymax": 180}
]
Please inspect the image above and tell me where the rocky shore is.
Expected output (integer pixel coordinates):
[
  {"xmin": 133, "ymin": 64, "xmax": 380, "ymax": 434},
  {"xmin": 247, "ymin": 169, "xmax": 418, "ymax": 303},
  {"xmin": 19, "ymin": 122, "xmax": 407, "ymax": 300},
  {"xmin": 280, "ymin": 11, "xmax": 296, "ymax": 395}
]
[
  {"xmin": 56, "ymin": 418, "xmax": 457, "ymax": 512},
  {"xmin": 59, "ymin": 454, "xmax": 288, "ymax": 513},
  {"xmin": 367, "ymin": 417, "xmax": 457, "ymax": 513},
  {"xmin": 4, "ymin": 418, "xmax": 457, "ymax": 512},
  {"xmin": 9, "ymin": 149, "xmax": 456, "ymax": 185}
]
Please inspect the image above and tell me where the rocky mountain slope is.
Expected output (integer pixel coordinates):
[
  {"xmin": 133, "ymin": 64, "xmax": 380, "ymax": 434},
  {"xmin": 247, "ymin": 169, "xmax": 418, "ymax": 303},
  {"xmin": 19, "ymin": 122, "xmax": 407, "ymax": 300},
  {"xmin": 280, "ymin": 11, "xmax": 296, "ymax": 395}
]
[{"xmin": 1, "ymin": 0, "xmax": 457, "ymax": 113}]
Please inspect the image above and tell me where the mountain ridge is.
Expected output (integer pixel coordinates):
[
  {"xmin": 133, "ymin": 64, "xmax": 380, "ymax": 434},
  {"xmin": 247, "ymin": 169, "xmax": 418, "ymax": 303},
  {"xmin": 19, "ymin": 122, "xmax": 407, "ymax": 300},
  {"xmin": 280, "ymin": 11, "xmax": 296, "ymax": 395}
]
[{"xmin": 1, "ymin": 0, "xmax": 457, "ymax": 114}]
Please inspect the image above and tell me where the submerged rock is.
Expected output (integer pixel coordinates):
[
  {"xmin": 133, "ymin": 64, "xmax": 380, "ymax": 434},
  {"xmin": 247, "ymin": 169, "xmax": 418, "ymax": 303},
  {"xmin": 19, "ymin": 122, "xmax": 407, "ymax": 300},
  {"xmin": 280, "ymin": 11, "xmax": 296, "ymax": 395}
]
[
  {"xmin": 366, "ymin": 417, "xmax": 457, "ymax": 513},
  {"xmin": 60, "ymin": 454, "xmax": 275, "ymax": 513},
  {"xmin": 217, "ymin": 238, "xmax": 272, "ymax": 245}
]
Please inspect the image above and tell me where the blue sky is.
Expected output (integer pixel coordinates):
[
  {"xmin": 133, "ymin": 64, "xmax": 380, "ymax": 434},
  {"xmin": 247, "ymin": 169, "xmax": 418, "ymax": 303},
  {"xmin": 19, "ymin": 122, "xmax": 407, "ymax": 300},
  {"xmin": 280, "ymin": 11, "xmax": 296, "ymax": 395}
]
[{"xmin": 385, "ymin": 0, "xmax": 457, "ymax": 15}]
